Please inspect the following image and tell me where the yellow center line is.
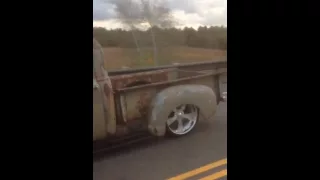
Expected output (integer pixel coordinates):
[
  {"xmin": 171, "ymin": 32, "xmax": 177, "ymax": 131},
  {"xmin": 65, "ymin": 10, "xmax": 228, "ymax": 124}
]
[
  {"xmin": 167, "ymin": 158, "xmax": 227, "ymax": 180},
  {"xmin": 198, "ymin": 169, "xmax": 227, "ymax": 180}
]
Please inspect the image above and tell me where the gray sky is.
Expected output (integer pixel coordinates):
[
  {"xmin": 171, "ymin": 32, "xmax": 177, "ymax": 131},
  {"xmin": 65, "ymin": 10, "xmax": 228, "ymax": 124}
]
[{"xmin": 93, "ymin": 0, "xmax": 227, "ymax": 29}]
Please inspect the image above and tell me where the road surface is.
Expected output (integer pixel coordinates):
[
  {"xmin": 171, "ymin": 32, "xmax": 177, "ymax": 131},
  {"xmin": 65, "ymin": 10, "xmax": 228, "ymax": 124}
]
[{"xmin": 93, "ymin": 99, "xmax": 227, "ymax": 180}]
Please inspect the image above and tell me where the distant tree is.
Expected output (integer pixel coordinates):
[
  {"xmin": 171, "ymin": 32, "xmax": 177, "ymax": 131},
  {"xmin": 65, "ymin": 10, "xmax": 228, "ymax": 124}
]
[
  {"xmin": 139, "ymin": 0, "xmax": 176, "ymax": 65},
  {"xmin": 109, "ymin": 0, "xmax": 176, "ymax": 65},
  {"xmin": 93, "ymin": 26, "xmax": 227, "ymax": 50},
  {"xmin": 111, "ymin": 0, "xmax": 143, "ymax": 59}
]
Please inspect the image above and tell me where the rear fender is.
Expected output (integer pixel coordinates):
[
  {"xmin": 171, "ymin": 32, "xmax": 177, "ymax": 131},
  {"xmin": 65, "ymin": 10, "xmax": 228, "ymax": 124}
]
[{"xmin": 147, "ymin": 84, "xmax": 217, "ymax": 136}]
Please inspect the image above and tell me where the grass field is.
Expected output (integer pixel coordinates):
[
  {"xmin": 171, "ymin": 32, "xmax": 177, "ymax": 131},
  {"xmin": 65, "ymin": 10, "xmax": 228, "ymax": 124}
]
[{"xmin": 103, "ymin": 46, "xmax": 226, "ymax": 70}]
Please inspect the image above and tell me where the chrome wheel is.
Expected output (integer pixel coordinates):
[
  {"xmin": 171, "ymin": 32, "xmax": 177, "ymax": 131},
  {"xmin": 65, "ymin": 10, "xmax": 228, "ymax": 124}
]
[{"xmin": 166, "ymin": 104, "xmax": 199, "ymax": 136}]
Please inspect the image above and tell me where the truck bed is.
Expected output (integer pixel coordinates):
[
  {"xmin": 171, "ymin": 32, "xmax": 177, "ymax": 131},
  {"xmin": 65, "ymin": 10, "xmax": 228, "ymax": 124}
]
[
  {"xmin": 111, "ymin": 68, "xmax": 226, "ymax": 130},
  {"xmin": 108, "ymin": 60, "xmax": 227, "ymax": 76},
  {"xmin": 110, "ymin": 68, "xmax": 203, "ymax": 90}
]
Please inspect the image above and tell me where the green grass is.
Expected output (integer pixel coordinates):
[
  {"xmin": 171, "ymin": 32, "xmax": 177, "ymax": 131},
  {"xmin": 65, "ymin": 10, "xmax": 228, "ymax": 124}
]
[{"xmin": 103, "ymin": 46, "xmax": 227, "ymax": 70}]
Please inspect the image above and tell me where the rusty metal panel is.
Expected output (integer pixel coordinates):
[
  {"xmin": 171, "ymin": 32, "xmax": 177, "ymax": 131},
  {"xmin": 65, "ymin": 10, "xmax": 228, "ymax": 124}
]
[
  {"xmin": 189, "ymin": 75, "xmax": 215, "ymax": 88},
  {"xmin": 119, "ymin": 70, "xmax": 226, "ymax": 93},
  {"xmin": 119, "ymin": 71, "xmax": 219, "ymax": 125},
  {"xmin": 110, "ymin": 69, "xmax": 176, "ymax": 90},
  {"xmin": 112, "ymin": 69, "xmax": 178, "ymax": 124},
  {"xmin": 115, "ymin": 68, "xmax": 227, "ymax": 129},
  {"xmin": 108, "ymin": 60, "xmax": 227, "ymax": 76},
  {"xmin": 122, "ymin": 87, "xmax": 157, "ymax": 122},
  {"xmin": 177, "ymin": 70, "xmax": 202, "ymax": 78}
]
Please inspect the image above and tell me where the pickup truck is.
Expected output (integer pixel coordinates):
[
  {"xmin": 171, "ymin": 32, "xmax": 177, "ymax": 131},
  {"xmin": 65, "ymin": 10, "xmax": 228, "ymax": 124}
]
[{"xmin": 93, "ymin": 39, "xmax": 227, "ymax": 143}]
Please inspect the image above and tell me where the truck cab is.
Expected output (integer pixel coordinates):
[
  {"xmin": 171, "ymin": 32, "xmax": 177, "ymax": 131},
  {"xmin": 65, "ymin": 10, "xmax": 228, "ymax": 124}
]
[{"xmin": 93, "ymin": 39, "xmax": 116, "ymax": 141}]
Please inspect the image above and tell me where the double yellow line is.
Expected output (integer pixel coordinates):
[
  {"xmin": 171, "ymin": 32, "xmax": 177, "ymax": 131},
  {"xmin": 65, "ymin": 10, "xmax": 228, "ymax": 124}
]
[{"xmin": 167, "ymin": 158, "xmax": 227, "ymax": 180}]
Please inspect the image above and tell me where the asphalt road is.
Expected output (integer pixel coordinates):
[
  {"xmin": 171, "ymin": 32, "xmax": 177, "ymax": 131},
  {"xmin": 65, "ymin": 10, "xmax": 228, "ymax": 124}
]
[{"xmin": 93, "ymin": 99, "xmax": 227, "ymax": 180}]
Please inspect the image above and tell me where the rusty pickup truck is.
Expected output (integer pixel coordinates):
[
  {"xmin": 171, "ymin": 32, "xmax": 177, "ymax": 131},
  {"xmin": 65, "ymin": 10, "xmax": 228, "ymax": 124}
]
[{"xmin": 93, "ymin": 39, "xmax": 227, "ymax": 143}]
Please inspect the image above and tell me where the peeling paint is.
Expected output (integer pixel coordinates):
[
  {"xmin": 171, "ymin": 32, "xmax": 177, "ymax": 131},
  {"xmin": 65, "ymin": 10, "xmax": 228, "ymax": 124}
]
[{"xmin": 110, "ymin": 69, "xmax": 170, "ymax": 90}]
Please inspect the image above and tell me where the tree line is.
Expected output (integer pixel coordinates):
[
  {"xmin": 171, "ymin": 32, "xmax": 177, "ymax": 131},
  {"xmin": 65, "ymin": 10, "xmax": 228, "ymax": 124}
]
[{"xmin": 93, "ymin": 26, "xmax": 227, "ymax": 50}]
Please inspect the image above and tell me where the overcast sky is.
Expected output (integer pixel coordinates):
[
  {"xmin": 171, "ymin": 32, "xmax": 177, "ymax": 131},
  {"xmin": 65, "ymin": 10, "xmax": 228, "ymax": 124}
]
[{"xmin": 93, "ymin": 0, "xmax": 227, "ymax": 29}]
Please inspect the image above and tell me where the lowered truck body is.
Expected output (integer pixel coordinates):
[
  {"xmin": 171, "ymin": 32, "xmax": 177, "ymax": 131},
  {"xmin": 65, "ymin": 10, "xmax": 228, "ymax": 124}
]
[{"xmin": 93, "ymin": 39, "xmax": 227, "ymax": 142}]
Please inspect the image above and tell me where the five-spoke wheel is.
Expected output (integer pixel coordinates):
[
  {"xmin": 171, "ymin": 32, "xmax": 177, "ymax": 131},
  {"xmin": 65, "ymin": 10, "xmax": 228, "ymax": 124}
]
[{"xmin": 166, "ymin": 104, "xmax": 199, "ymax": 136}]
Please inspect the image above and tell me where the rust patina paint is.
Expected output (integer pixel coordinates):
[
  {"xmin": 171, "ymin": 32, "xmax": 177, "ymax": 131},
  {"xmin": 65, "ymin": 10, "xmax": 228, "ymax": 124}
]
[
  {"xmin": 110, "ymin": 70, "xmax": 169, "ymax": 90},
  {"xmin": 136, "ymin": 91, "xmax": 152, "ymax": 118}
]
